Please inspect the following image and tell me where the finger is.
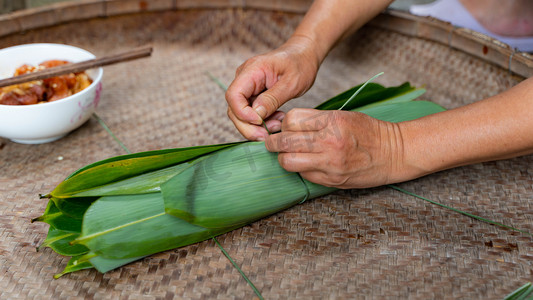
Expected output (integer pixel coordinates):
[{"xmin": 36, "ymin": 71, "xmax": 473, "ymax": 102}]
[
  {"xmin": 251, "ymin": 79, "xmax": 297, "ymax": 120},
  {"xmin": 276, "ymin": 152, "xmax": 323, "ymax": 173},
  {"xmin": 265, "ymin": 131, "xmax": 323, "ymax": 153},
  {"xmin": 227, "ymin": 108, "xmax": 269, "ymax": 141},
  {"xmin": 264, "ymin": 111, "xmax": 285, "ymax": 133},
  {"xmin": 225, "ymin": 68, "xmax": 267, "ymax": 126},
  {"xmin": 265, "ymin": 110, "xmax": 285, "ymax": 122},
  {"xmin": 281, "ymin": 108, "xmax": 334, "ymax": 132}
]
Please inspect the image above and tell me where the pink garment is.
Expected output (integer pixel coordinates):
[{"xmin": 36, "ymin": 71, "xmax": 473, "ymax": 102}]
[{"xmin": 410, "ymin": 0, "xmax": 533, "ymax": 52}]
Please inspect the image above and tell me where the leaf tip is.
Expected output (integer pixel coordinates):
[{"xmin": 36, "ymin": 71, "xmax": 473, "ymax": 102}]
[
  {"xmin": 31, "ymin": 216, "xmax": 43, "ymax": 223},
  {"xmin": 36, "ymin": 241, "xmax": 48, "ymax": 252}
]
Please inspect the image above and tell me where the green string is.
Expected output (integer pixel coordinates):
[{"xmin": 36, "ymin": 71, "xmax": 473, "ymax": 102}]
[
  {"xmin": 213, "ymin": 237, "xmax": 264, "ymax": 300},
  {"xmin": 206, "ymin": 71, "xmax": 228, "ymax": 91},
  {"xmin": 388, "ymin": 185, "xmax": 532, "ymax": 236},
  {"xmin": 262, "ymin": 120, "xmax": 272, "ymax": 135},
  {"xmin": 93, "ymin": 113, "xmax": 131, "ymax": 154},
  {"xmin": 297, "ymin": 174, "xmax": 311, "ymax": 204},
  {"xmin": 338, "ymin": 72, "xmax": 383, "ymax": 110}
]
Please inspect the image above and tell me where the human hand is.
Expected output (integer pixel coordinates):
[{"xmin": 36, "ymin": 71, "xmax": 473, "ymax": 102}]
[
  {"xmin": 264, "ymin": 108, "xmax": 413, "ymax": 189},
  {"xmin": 225, "ymin": 36, "xmax": 321, "ymax": 141}
]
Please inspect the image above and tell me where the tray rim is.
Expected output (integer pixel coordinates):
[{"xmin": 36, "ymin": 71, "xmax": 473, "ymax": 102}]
[{"xmin": 0, "ymin": 0, "xmax": 530, "ymax": 78}]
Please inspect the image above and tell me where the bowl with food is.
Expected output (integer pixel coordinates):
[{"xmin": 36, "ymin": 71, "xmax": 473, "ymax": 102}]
[{"xmin": 0, "ymin": 43, "xmax": 103, "ymax": 144}]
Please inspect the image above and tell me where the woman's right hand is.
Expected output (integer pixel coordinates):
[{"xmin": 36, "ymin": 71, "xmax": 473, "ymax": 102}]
[{"xmin": 225, "ymin": 35, "xmax": 321, "ymax": 141}]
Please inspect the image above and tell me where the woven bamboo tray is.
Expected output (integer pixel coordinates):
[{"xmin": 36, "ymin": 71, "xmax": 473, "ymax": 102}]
[{"xmin": 1, "ymin": 1, "xmax": 532, "ymax": 299}]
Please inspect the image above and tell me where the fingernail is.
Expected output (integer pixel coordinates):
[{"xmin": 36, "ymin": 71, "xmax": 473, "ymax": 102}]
[
  {"xmin": 274, "ymin": 114, "xmax": 284, "ymax": 121},
  {"xmin": 254, "ymin": 106, "xmax": 267, "ymax": 119}
]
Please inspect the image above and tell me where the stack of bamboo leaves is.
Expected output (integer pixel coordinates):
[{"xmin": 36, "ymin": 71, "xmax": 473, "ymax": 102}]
[{"xmin": 34, "ymin": 81, "xmax": 446, "ymax": 277}]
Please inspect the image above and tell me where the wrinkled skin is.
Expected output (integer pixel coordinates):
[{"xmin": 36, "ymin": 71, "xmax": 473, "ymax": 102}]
[{"xmin": 264, "ymin": 109, "xmax": 404, "ymax": 189}]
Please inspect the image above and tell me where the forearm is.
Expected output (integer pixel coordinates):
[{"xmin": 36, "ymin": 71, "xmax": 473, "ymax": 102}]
[
  {"xmin": 399, "ymin": 77, "xmax": 533, "ymax": 179},
  {"xmin": 289, "ymin": 0, "xmax": 393, "ymax": 64}
]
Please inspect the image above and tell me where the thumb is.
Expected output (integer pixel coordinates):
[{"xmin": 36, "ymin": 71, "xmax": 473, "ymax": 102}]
[{"xmin": 252, "ymin": 81, "xmax": 296, "ymax": 120}]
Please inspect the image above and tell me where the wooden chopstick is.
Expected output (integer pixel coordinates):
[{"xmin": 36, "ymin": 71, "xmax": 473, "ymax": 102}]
[{"xmin": 0, "ymin": 45, "xmax": 153, "ymax": 88}]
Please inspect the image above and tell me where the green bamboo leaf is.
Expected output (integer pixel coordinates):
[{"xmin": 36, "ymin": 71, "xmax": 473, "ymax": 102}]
[
  {"xmin": 355, "ymin": 101, "xmax": 446, "ymax": 122},
  {"xmin": 353, "ymin": 88, "xmax": 426, "ymax": 111},
  {"xmin": 50, "ymin": 142, "xmax": 244, "ymax": 198},
  {"xmin": 163, "ymin": 142, "xmax": 334, "ymax": 228},
  {"xmin": 34, "ymin": 200, "xmax": 89, "ymax": 256},
  {"xmin": 32, "ymin": 200, "xmax": 82, "ymax": 233},
  {"xmin": 32, "ymin": 199, "xmax": 55, "ymax": 223},
  {"xmin": 71, "ymin": 163, "xmax": 191, "ymax": 197},
  {"xmin": 63, "ymin": 251, "xmax": 147, "ymax": 274},
  {"xmin": 40, "ymin": 226, "xmax": 89, "ymax": 256},
  {"xmin": 314, "ymin": 82, "xmax": 385, "ymax": 110},
  {"xmin": 90, "ymin": 255, "xmax": 145, "ymax": 273},
  {"xmin": 315, "ymin": 82, "xmax": 418, "ymax": 110},
  {"xmin": 51, "ymin": 197, "xmax": 97, "ymax": 219},
  {"xmin": 54, "ymin": 255, "xmax": 94, "ymax": 279},
  {"xmin": 504, "ymin": 282, "xmax": 533, "ymax": 300},
  {"xmin": 74, "ymin": 193, "xmax": 238, "ymax": 259}
]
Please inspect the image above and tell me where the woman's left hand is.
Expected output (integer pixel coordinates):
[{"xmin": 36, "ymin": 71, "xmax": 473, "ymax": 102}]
[{"xmin": 264, "ymin": 108, "xmax": 412, "ymax": 189}]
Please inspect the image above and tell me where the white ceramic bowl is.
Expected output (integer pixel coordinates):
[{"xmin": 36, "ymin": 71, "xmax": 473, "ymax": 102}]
[{"xmin": 0, "ymin": 43, "xmax": 103, "ymax": 144}]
